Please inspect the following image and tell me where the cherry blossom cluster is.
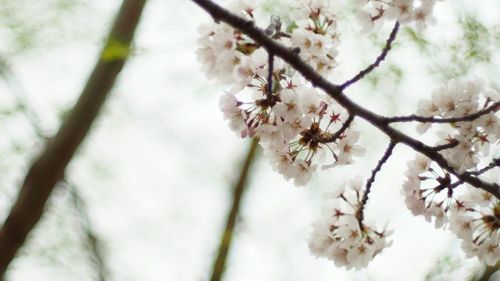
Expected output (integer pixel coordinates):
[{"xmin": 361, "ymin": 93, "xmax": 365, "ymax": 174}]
[
  {"xmin": 219, "ymin": 63, "xmax": 365, "ymax": 186},
  {"xmin": 415, "ymin": 80, "xmax": 500, "ymax": 173},
  {"xmin": 196, "ymin": 0, "xmax": 340, "ymax": 85},
  {"xmin": 403, "ymin": 155, "xmax": 499, "ymax": 265},
  {"xmin": 198, "ymin": 0, "xmax": 365, "ymax": 186},
  {"xmin": 194, "ymin": 0, "xmax": 499, "ymax": 271},
  {"xmin": 401, "ymin": 80, "xmax": 499, "ymax": 265},
  {"xmin": 289, "ymin": 0, "xmax": 340, "ymax": 74},
  {"xmin": 451, "ymin": 188, "xmax": 499, "ymax": 266},
  {"xmin": 403, "ymin": 155, "xmax": 454, "ymax": 226},
  {"xmin": 308, "ymin": 177, "xmax": 393, "ymax": 269},
  {"xmin": 196, "ymin": 7, "xmax": 256, "ymax": 84},
  {"xmin": 355, "ymin": 0, "xmax": 442, "ymax": 31}
]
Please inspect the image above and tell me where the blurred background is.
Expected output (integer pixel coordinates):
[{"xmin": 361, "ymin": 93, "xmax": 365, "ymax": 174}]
[{"xmin": 0, "ymin": 0, "xmax": 499, "ymax": 280}]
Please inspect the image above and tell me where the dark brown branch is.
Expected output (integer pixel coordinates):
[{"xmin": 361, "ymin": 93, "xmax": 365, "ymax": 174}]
[
  {"xmin": 340, "ymin": 21, "xmax": 400, "ymax": 90},
  {"xmin": 210, "ymin": 138, "xmax": 259, "ymax": 281},
  {"xmin": 431, "ymin": 140, "xmax": 459, "ymax": 151},
  {"xmin": 191, "ymin": 0, "xmax": 499, "ymax": 199},
  {"xmin": 356, "ymin": 142, "xmax": 396, "ymax": 224},
  {"xmin": 266, "ymin": 51, "xmax": 274, "ymax": 99},
  {"xmin": 386, "ymin": 101, "xmax": 499, "ymax": 123},
  {"xmin": 0, "ymin": 0, "xmax": 147, "ymax": 278}
]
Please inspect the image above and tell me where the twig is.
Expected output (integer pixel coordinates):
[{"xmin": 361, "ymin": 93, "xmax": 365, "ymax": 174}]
[
  {"xmin": 356, "ymin": 142, "xmax": 396, "ymax": 224},
  {"xmin": 468, "ymin": 158, "xmax": 499, "ymax": 176},
  {"xmin": 0, "ymin": 0, "xmax": 147, "ymax": 278},
  {"xmin": 0, "ymin": 54, "xmax": 45, "ymax": 137},
  {"xmin": 191, "ymin": 0, "xmax": 499, "ymax": 199},
  {"xmin": 386, "ymin": 102, "xmax": 499, "ymax": 123},
  {"xmin": 340, "ymin": 21, "xmax": 400, "ymax": 90},
  {"xmin": 210, "ymin": 138, "xmax": 259, "ymax": 281},
  {"xmin": 66, "ymin": 181, "xmax": 108, "ymax": 281},
  {"xmin": 449, "ymin": 158, "xmax": 499, "ymax": 189}
]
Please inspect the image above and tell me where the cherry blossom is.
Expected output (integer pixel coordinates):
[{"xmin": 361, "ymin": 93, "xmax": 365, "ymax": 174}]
[
  {"xmin": 414, "ymin": 80, "xmax": 500, "ymax": 173},
  {"xmin": 403, "ymin": 151, "xmax": 499, "ymax": 264},
  {"xmin": 450, "ymin": 189, "xmax": 499, "ymax": 266},
  {"xmin": 355, "ymin": 0, "xmax": 441, "ymax": 31},
  {"xmin": 308, "ymin": 177, "xmax": 393, "ymax": 269}
]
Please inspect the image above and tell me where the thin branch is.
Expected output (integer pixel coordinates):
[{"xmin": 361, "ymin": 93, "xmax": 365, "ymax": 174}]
[
  {"xmin": 340, "ymin": 21, "xmax": 400, "ymax": 90},
  {"xmin": 191, "ymin": 0, "xmax": 500, "ymax": 199},
  {"xmin": 66, "ymin": 181, "xmax": 108, "ymax": 281},
  {"xmin": 0, "ymin": 54, "xmax": 45, "ymax": 137},
  {"xmin": 210, "ymin": 138, "xmax": 259, "ymax": 281},
  {"xmin": 449, "ymin": 158, "xmax": 499, "ymax": 189},
  {"xmin": 469, "ymin": 158, "xmax": 499, "ymax": 176},
  {"xmin": 356, "ymin": 142, "xmax": 396, "ymax": 224},
  {"xmin": 386, "ymin": 101, "xmax": 499, "ymax": 123},
  {"xmin": 0, "ymin": 0, "xmax": 147, "ymax": 278}
]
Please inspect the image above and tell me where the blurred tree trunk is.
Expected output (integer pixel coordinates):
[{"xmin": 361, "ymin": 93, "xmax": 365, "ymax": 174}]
[{"xmin": 0, "ymin": 0, "xmax": 147, "ymax": 278}]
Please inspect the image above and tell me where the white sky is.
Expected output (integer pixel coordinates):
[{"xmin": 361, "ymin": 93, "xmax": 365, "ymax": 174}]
[{"xmin": 0, "ymin": 0, "xmax": 498, "ymax": 280}]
